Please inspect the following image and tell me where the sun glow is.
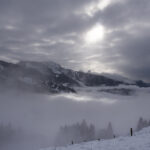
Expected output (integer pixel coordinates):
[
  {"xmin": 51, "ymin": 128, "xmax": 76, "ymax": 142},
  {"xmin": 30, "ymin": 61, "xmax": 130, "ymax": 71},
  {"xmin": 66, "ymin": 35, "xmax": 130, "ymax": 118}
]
[{"xmin": 84, "ymin": 24, "xmax": 105, "ymax": 44}]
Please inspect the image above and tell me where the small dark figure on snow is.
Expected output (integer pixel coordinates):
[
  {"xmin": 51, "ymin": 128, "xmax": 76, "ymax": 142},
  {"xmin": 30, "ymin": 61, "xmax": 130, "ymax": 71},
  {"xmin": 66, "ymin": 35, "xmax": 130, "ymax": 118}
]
[
  {"xmin": 71, "ymin": 141, "xmax": 74, "ymax": 145},
  {"xmin": 130, "ymin": 128, "xmax": 133, "ymax": 136}
]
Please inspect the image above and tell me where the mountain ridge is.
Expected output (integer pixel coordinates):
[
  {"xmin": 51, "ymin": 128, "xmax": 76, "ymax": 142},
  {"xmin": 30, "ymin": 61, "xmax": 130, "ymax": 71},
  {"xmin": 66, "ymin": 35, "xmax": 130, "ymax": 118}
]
[{"xmin": 0, "ymin": 60, "xmax": 149, "ymax": 93}]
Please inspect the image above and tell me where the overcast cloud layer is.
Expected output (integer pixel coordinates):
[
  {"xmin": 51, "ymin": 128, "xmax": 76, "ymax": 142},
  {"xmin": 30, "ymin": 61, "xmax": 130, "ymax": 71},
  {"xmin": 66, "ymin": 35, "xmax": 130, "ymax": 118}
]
[{"xmin": 0, "ymin": 0, "xmax": 150, "ymax": 81}]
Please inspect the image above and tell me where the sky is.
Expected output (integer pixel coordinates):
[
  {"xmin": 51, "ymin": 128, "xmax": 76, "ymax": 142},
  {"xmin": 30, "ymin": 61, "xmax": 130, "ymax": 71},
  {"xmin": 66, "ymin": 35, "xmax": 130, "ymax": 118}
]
[{"xmin": 0, "ymin": 0, "xmax": 150, "ymax": 81}]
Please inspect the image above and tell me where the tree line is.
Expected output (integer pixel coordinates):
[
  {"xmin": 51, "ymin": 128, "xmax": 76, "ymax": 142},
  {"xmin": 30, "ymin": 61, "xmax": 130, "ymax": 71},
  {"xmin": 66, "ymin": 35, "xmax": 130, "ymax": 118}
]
[
  {"xmin": 55, "ymin": 120, "xmax": 114, "ymax": 146},
  {"xmin": 136, "ymin": 117, "xmax": 150, "ymax": 131},
  {"xmin": 55, "ymin": 117, "xmax": 150, "ymax": 146}
]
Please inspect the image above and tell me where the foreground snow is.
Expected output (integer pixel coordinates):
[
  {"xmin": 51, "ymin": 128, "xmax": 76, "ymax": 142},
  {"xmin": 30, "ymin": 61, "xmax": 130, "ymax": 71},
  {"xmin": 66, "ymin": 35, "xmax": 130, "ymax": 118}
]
[{"xmin": 41, "ymin": 127, "xmax": 150, "ymax": 150}]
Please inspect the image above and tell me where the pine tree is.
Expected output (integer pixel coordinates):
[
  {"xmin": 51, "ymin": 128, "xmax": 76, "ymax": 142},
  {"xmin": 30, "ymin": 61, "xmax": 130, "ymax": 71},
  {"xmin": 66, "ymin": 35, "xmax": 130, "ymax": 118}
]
[
  {"xmin": 137, "ymin": 117, "xmax": 144, "ymax": 131},
  {"xmin": 136, "ymin": 117, "xmax": 150, "ymax": 131},
  {"xmin": 106, "ymin": 122, "xmax": 114, "ymax": 138}
]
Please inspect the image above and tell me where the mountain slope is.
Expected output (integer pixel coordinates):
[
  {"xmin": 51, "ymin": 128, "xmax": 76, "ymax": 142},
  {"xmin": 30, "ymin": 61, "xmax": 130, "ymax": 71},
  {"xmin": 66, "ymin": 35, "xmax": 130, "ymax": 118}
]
[
  {"xmin": 42, "ymin": 126, "xmax": 150, "ymax": 150},
  {"xmin": 0, "ymin": 60, "xmax": 149, "ymax": 93}
]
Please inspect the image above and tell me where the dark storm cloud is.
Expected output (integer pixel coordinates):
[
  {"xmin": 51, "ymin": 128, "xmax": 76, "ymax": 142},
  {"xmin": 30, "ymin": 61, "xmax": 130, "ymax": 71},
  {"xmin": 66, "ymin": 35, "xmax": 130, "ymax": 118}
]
[
  {"xmin": 0, "ymin": 0, "xmax": 96, "ymax": 63},
  {"xmin": 0, "ymin": 0, "xmax": 150, "ymax": 80},
  {"xmin": 113, "ymin": 31, "xmax": 150, "ymax": 81},
  {"xmin": 90, "ymin": 0, "xmax": 150, "ymax": 81},
  {"xmin": 94, "ymin": 0, "xmax": 150, "ymax": 28}
]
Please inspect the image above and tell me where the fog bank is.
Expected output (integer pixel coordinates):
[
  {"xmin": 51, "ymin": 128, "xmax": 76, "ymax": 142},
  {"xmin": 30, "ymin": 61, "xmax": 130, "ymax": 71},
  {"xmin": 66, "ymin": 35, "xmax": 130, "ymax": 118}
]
[{"xmin": 0, "ymin": 88, "xmax": 150, "ymax": 149}]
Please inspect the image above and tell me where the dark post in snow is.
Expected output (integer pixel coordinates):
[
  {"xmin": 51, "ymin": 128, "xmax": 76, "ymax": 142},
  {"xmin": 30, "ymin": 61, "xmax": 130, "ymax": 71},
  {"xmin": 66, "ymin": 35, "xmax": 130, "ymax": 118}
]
[
  {"xmin": 71, "ymin": 140, "xmax": 74, "ymax": 145},
  {"xmin": 130, "ymin": 128, "xmax": 133, "ymax": 136}
]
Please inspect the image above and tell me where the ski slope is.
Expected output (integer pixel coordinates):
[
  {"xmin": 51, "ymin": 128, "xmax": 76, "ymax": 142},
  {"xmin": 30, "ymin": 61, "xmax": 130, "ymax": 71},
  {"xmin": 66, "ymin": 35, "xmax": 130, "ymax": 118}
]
[{"xmin": 41, "ymin": 127, "xmax": 150, "ymax": 150}]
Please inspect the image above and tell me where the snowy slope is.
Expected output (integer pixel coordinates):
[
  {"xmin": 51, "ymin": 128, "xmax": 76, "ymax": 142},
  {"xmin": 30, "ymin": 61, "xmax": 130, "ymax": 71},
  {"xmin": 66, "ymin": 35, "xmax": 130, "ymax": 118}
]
[{"xmin": 42, "ymin": 127, "xmax": 150, "ymax": 150}]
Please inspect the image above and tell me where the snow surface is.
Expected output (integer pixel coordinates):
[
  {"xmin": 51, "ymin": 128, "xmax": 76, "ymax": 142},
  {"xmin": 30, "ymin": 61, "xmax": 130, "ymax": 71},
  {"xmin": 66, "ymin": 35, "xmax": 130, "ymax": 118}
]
[{"xmin": 41, "ymin": 127, "xmax": 150, "ymax": 150}]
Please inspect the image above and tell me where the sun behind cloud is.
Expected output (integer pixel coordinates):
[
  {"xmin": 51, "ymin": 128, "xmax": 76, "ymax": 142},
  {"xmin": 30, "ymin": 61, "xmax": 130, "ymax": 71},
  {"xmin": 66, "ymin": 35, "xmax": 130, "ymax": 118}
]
[{"xmin": 84, "ymin": 24, "xmax": 105, "ymax": 44}]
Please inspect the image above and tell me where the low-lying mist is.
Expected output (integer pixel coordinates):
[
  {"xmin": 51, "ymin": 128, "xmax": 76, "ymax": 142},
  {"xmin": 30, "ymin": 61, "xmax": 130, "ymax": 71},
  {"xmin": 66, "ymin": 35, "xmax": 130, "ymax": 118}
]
[{"xmin": 0, "ymin": 87, "xmax": 150, "ymax": 150}]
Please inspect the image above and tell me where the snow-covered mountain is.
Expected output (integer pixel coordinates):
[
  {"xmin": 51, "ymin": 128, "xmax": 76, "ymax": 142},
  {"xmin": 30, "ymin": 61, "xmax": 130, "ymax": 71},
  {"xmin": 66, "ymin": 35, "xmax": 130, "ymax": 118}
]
[
  {"xmin": 42, "ymin": 126, "xmax": 150, "ymax": 150},
  {"xmin": 0, "ymin": 60, "xmax": 149, "ymax": 94}
]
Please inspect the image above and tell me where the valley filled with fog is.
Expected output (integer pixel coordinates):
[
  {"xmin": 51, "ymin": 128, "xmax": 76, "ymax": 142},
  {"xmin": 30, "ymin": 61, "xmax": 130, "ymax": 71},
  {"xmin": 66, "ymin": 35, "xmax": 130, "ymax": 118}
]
[
  {"xmin": 1, "ymin": 0, "xmax": 150, "ymax": 149},
  {"xmin": 0, "ymin": 87, "xmax": 150, "ymax": 150}
]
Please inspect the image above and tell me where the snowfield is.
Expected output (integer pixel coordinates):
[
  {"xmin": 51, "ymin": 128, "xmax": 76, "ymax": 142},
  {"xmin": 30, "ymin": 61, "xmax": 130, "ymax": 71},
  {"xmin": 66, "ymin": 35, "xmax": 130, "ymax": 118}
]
[{"xmin": 41, "ymin": 127, "xmax": 150, "ymax": 150}]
